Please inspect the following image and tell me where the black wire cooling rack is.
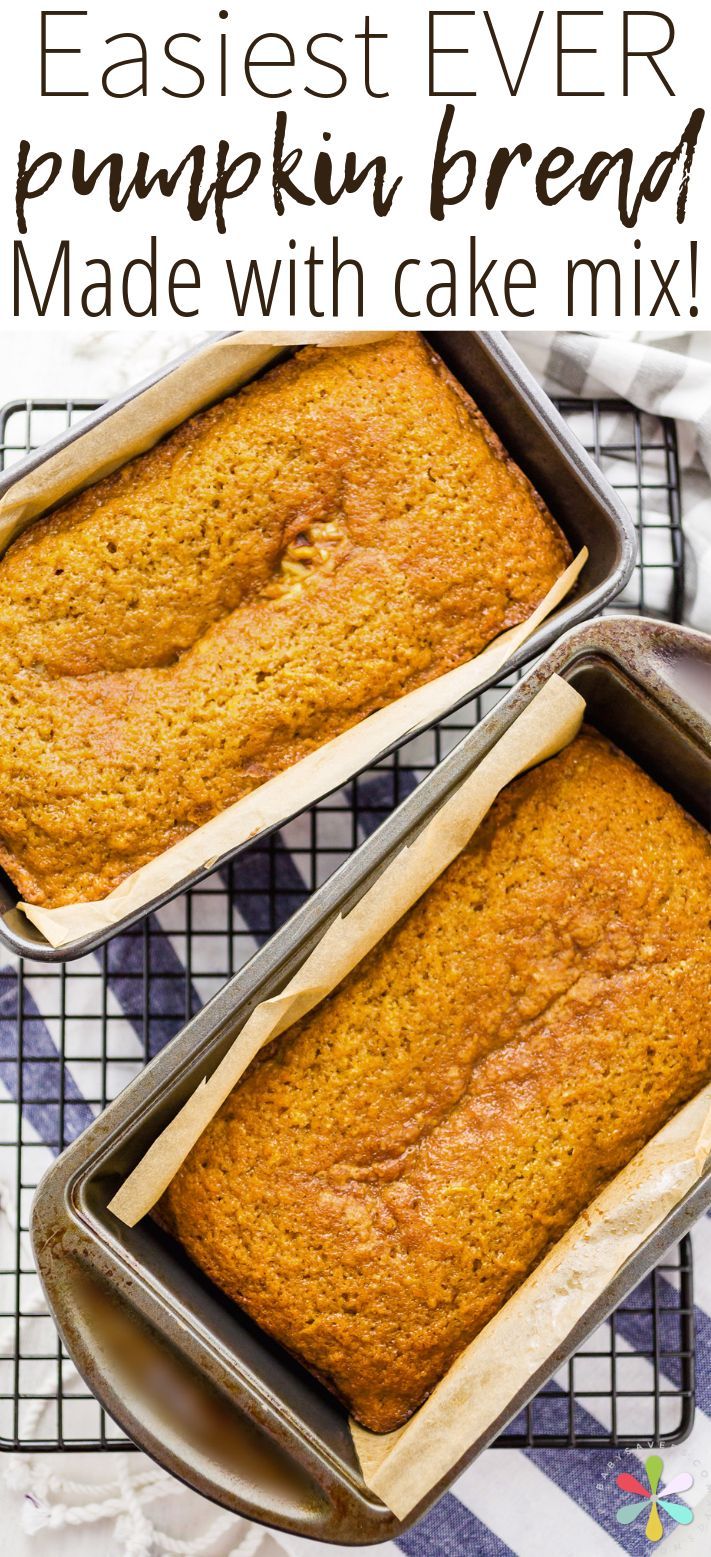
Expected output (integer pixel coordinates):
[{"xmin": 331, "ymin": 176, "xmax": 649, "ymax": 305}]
[{"xmin": 0, "ymin": 393, "xmax": 694, "ymax": 1454}]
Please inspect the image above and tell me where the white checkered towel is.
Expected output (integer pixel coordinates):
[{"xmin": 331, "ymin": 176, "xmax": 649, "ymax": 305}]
[{"xmin": 511, "ymin": 330, "xmax": 711, "ymax": 631}]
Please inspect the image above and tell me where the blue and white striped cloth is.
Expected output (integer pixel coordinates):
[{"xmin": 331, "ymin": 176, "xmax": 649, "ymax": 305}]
[{"xmin": 1, "ymin": 329, "xmax": 710, "ymax": 1557}]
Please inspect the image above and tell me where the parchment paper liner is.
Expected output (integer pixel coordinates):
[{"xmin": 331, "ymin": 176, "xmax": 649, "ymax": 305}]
[
  {"xmin": 0, "ymin": 327, "xmax": 586, "ymax": 947},
  {"xmin": 106, "ymin": 668, "xmax": 711, "ymax": 1519}
]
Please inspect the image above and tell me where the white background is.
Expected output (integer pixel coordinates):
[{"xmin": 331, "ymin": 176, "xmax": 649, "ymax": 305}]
[{"xmin": 1, "ymin": 0, "xmax": 710, "ymax": 329}]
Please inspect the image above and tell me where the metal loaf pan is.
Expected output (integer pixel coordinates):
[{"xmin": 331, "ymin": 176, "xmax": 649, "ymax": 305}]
[
  {"xmin": 31, "ymin": 617, "xmax": 711, "ymax": 1543},
  {"xmin": 0, "ymin": 331, "xmax": 635, "ymax": 962}
]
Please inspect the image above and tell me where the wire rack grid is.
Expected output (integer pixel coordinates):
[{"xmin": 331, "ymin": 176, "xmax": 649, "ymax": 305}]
[{"xmin": 0, "ymin": 391, "xmax": 694, "ymax": 1455}]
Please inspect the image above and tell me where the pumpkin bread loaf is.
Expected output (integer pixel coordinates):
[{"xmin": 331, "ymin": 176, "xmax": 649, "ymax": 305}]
[
  {"xmin": 159, "ymin": 730, "xmax": 711, "ymax": 1432},
  {"xmin": 0, "ymin": 334, "xmax": 570, "ymax": 906}
]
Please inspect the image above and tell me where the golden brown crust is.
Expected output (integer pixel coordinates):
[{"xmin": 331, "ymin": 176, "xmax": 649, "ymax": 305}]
[
  {"xmin": 160, "ymin": 731, "xmax": 711, "ymax": 1432},
  {"xmin": 0, "ymin": 334, "xmax": 570, "ymax": 906},
  {"xmin": 425, "ymin": 343, "xmax": 563, "ymax": 553}
]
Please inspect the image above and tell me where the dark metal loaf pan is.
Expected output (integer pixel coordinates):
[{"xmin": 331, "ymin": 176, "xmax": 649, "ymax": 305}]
[
  {"xmin": 31, "ymin": 616, "xmax": 711, "ymax": 1544},
  {"xmin": 0, "ymin": 331, "xmax": 635, "ymax": 962}
]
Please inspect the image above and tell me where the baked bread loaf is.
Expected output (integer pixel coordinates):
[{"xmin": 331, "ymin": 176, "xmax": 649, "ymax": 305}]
[
  {"xmin": 159, "ymin": 730, "xmax": 711, "ymax": 1433},
  {"xmin": 0, "ymin": 334, "xmax": 569, "ymax": 907}
]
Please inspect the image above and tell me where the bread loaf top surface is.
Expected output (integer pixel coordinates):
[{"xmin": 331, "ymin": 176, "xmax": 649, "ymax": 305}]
[
  {"xmin": 0, "ymin": 334, "xmax": 570, "ymax": 905},
  {"xmin": 160, "ymin": 729, "xmax": 711, "ymax": 1432}
]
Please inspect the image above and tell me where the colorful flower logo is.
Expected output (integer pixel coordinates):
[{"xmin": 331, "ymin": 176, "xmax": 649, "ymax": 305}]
[{"xmin": 616, "ymin": 1455, "xmax": 694, "ymax": 1542}]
